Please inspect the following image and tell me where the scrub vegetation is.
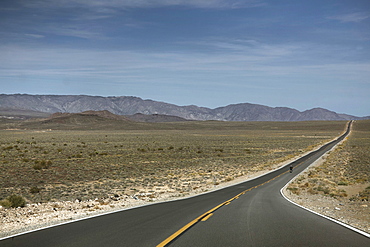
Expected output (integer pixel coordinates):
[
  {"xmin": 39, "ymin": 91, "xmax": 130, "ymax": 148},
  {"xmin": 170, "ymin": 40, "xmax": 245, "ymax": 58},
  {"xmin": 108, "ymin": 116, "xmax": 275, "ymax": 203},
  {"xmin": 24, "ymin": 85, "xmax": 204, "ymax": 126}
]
[
  {"xmin": 0, "ymin": 121, "xmax": 346, "ymax": 206},
  {"xmin": 288, "ymin": 120, "xmax": 370, "ymax": 201}
]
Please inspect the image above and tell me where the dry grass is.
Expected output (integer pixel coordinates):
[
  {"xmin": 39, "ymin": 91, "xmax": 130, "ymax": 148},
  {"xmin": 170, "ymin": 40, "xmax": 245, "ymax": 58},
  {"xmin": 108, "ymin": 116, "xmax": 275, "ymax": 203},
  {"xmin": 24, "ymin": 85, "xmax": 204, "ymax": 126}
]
[
  {"xmin": 0, "ymin": 121, "xmax": 346, "ymax": 204},
  {"xmin": 288, "ymin": 120, "xmax": 370, "ymax": 200}
]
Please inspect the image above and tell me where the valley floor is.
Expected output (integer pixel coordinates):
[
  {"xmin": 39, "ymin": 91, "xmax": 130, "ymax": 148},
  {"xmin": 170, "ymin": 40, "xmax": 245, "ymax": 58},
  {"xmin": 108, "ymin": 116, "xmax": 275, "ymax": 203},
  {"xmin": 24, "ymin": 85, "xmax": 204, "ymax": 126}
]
[{"xmin": 1, "ymin": 145, "xmax": 369, "ymax": 239}]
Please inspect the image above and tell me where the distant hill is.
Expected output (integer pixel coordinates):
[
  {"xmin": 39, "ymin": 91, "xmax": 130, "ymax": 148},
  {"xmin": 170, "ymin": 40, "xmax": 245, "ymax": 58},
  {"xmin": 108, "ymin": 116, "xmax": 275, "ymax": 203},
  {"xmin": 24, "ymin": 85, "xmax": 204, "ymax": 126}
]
[
  {"xmin": 126, "ymin": 113, "xmax": 189, "ymax": 122},
  {"xmin": 0, "ymin": 107, "xmax": 50, "ymax": 119},
  {"xmin": 49, "ymin": 110, "xmax": 131, "ymax": 121},
  {"xmin": 0, "ymin": 94, "xmax": 368, "ymax": 121},
  {"xmin": 15, "ymin": 110, "xmax": 137, "ymax": 130},
  {"xmin": 4, "ymin": 110, "xmax": 194, "ymax": 130}
]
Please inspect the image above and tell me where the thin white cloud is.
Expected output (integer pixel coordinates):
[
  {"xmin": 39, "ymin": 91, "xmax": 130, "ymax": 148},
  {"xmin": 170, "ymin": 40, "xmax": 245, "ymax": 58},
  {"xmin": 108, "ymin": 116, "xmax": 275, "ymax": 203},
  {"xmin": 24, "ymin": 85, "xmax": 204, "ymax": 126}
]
[
  {"xmin": 1, "ymin": 41, "xmax": 369, "ymax": 83},
  {"xmin": 24, "ymin": 33, "xmax": 45, "ymax": 39},
  {"xmin": 47, "ymin": 26, "xmax": 102, "ymax": 39},
  {"xmin": 328, "ymin": 12, "xmax": 370, "ymax": 23},
  {"xmin": 183, "ymin": 38, "xmax": 302, "ymax": 61},
  {"xmin": 21, "ymin": 0, "xmax": 266, "ymax": 9},
  {"xmin": 28, "ymin": 23, "xmax": 104, "ymax": 39}
]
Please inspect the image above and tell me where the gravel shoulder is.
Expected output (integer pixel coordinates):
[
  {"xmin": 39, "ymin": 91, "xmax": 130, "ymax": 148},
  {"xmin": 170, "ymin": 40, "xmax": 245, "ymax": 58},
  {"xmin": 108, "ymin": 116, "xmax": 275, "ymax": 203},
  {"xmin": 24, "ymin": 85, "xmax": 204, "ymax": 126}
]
[{"xmin": 282, "ymin": 141, "xmax": 370, "ymax": 235}]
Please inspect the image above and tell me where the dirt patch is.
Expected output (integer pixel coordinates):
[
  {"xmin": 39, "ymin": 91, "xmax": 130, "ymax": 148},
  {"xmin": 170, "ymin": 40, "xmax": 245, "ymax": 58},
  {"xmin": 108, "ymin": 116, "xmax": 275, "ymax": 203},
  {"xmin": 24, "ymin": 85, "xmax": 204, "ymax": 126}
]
[{"xmin": 338, "ymin": 183, "xmax": 370, "ymax": 198}]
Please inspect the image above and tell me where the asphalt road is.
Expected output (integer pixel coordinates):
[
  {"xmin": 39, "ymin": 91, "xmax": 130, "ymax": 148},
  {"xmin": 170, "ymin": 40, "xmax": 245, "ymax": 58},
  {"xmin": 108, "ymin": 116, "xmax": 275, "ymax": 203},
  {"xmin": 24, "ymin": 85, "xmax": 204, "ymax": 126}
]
[{"xmin": 1, "ymin": 121, "xmax": 369, "ymax": 246}]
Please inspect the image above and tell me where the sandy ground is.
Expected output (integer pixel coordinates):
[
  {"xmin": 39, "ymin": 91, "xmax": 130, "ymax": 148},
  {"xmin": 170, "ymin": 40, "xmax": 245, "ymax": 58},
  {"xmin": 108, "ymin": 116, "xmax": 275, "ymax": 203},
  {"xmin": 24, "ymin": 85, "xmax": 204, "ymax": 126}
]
[
  {"xmin": 282, "ymin": 152, "xmax": 370, "ymax": 235},
  {"xmin": 1, "ymin": 142, "xmax": 369, "ymax": 239}
]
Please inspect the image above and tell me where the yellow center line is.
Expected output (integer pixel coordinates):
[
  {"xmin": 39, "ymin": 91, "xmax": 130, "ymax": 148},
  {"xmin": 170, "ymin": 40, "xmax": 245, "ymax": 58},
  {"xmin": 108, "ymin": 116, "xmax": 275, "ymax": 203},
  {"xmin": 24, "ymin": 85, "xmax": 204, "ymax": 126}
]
[
  {"xmin": 156, "ymin": 162, "xmax": 305, "ymax": 247},
  {"xmin": 156, "ymin": 217, "xmax": 201, "ymax": 247},
  {"xmin": 157, "ymin": 126, "xmax": 350, "ymax": 246},
  {"xmin": 201, "ymin": 213, "xmax": 214, "ymax": 222}
]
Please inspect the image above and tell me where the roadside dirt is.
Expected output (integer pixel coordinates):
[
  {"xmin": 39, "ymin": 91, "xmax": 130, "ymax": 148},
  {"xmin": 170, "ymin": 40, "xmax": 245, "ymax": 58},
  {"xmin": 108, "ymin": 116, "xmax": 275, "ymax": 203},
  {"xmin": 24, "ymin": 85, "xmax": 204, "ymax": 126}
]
[{"xmin": 283, "ymin": 151, "xmax": 370, "ymax": 235}]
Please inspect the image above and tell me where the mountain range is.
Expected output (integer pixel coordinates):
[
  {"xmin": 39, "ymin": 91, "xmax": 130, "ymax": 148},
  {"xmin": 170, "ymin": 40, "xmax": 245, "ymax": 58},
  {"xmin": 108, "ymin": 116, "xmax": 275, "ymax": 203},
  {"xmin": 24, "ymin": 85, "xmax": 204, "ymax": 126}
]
[{"xmin": 0, "ymin": 94, "xmax": 368, "ymax": 121}]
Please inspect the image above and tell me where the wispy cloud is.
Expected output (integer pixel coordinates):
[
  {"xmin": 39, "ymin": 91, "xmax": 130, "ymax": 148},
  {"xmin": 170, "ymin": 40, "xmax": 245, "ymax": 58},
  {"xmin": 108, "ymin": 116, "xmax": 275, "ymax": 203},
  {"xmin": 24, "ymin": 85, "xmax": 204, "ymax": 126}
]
[
  {"xmin": 1, "ymin": 39, "xmax": 368, "ymax": 83},
  {"xmin": 43, "ymin": 26, "xmax": 103, "ymax": 39},
  {"xmin": 24, "ymin": 33, "xmax": 45, "ymax": 39},
  {"xmin": 328, "ymin": 12, "xmax": 370, "ymax": 23},
  {"xmin": 21, "ymin": 0, "xmax": 266, "ymax": 10}
]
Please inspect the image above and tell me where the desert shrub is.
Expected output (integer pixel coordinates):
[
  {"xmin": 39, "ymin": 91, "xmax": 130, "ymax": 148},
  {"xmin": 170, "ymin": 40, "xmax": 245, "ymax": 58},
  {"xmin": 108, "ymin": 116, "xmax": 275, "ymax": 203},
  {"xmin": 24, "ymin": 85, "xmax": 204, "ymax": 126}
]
[
  {"xmin": 358, "ymin": 187, "xmax": 370, "ymax": 201},
  {"xmin": 287, "ymin": 187, "xmax": 300, "ymax": 195},
  {"xmin": 0, "ymin": 199, "xmax": 12, "ymax": 208},
  {"xmin": 307, "ymin": 188, "xmax": 318, "ymax": 195},
  {"xmin": 337, "ymin": 181, "xmax": 348, "ymax": 186},
  {"xmin": 30, "ymin": 186, "xmax": 41, "ymax": 193},
  {"xmin": 0, "ymin": 194, "xmax": 26, "ymax": 208},
  {"xmin": 33, "ymin": 163, "xmax": 43, "ymax": 170},
  {"xmin": 339, "ymin": 191, "xmax": 347, "ymax": 197},
  {"xmin": 33, "ymin": 160, "xmax": 52, "ymax": 170},
  {"xmin": 317, "ymin": 186, "xmax": 330, "ymax": 194}
]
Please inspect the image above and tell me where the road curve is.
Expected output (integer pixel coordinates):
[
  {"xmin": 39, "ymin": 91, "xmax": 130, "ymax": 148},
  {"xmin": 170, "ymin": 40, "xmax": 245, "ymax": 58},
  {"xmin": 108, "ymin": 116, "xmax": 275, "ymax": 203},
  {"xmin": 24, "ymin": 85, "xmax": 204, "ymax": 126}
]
[{"xmin": 1, "ymin": 121, "xmax": 369, "ymax": 246}]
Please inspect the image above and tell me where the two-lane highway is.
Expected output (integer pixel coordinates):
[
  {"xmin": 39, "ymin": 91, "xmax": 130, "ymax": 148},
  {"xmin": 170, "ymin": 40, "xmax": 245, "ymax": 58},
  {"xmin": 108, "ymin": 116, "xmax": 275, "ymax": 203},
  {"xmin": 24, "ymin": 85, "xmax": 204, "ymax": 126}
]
[{"xmin": 1, "ymin": 121, "xmax": 369, "ymax": 246}]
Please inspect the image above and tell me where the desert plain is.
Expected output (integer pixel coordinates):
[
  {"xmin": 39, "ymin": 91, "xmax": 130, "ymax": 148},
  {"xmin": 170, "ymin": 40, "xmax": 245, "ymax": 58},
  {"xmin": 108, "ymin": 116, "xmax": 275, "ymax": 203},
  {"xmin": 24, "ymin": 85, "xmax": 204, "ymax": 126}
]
[{"xmin": 0, "ymin": 120, "xmax": 369, "ymax": 237}]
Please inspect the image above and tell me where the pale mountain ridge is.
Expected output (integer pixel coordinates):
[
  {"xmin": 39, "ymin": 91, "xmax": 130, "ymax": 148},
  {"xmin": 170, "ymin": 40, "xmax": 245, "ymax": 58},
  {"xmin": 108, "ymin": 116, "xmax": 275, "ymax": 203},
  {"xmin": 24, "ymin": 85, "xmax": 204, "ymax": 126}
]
[{"xmin": 0, "ymin": 94, "xmax": 368, "ymax": 121}]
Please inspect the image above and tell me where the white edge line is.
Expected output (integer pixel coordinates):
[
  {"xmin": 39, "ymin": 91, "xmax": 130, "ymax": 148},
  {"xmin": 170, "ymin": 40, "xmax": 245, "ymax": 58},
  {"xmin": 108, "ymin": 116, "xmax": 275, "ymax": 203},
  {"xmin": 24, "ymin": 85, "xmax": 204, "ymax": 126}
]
[
  {"xmin": 280, "ymin": 186, "xmax": 370, "ymax": 239},
  {"xmin": 280, "ymin": 124, "xmax": 370, "ymax": 239},
  {"xmin": 2, "ymin": 122, "xmax": 367, "ymax": 240},
  {"xmin": 1, "ymin": 142, "xmax": 308, "ymax": 241}
]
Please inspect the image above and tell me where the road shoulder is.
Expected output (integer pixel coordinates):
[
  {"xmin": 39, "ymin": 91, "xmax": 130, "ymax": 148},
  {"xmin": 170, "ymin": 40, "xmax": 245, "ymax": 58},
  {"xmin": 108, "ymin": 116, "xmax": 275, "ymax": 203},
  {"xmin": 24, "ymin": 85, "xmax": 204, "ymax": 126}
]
[{"xmin": 281, "ymin": 137, "xmax": 370, "ymax": 236}]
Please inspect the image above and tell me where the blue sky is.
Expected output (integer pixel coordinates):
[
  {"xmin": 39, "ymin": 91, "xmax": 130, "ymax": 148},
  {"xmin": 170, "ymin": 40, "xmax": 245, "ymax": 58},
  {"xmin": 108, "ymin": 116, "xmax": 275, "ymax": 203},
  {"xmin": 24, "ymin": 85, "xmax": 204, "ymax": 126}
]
[{"xmin": 0, "ymin": 0, "xmax": 369, "ymax": 116}]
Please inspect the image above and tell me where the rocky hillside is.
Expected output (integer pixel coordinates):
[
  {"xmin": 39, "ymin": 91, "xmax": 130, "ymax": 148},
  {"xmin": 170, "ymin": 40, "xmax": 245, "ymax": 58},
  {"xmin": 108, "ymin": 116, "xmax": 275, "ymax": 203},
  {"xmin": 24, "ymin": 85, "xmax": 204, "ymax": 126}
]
[{"xmin": 0, "ymin": 94, "xmax": 368, "ymax": 121}]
